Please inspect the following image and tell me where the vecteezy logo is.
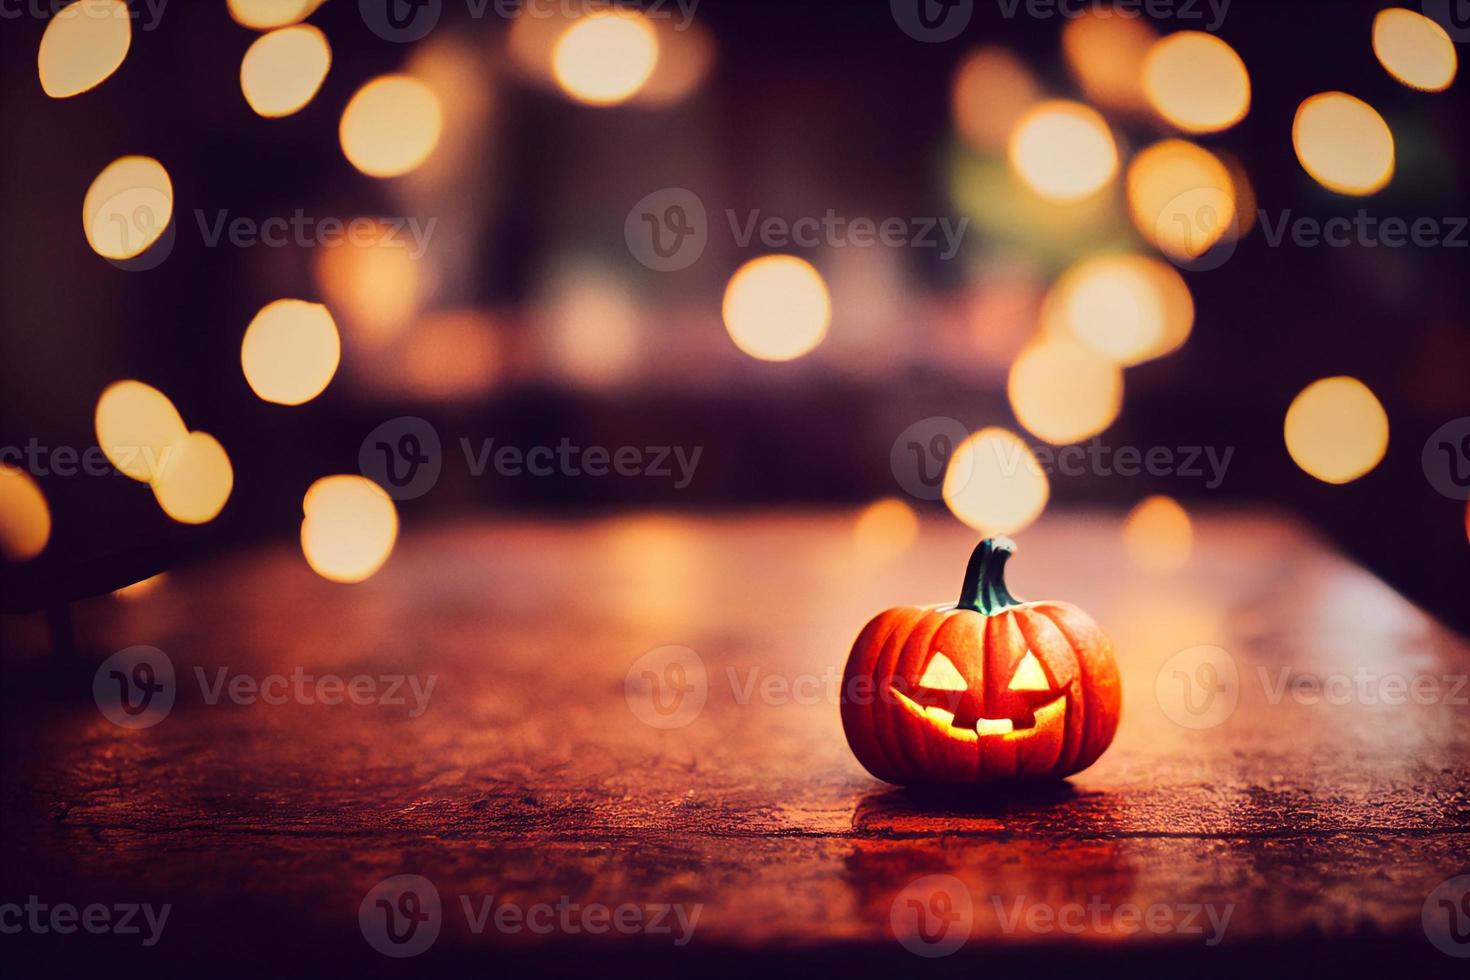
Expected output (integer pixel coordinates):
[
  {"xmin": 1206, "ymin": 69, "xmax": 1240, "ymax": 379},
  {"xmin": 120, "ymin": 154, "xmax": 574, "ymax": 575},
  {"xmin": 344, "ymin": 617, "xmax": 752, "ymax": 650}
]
[
  {"xmin": 359, "ymin": 416, "xmax": 443, "ymax": 501},
  {"xmin": 360, "ymin": 0, "xmax": 442, "ymax": 42},
  {"xmin": 1422, "ymin": 875, "xmax": 1470, "ymax": 957},
  {"xmin": 625, "ymin": 188, "xmax": 708, "ymax": 272},
  {"xmin": 890, "ymin": 416, "xmax": 970, "ymax": 501},
  {"xmin": 1156, "ymin": 645, "xmax": 1239, "ymax": 729},
  {"xmin": 624, "ymin": 646, "xmax": 708, "ymax": 729},
  {"xmin": 359, "ymin": 874, "xmax": 442, "ymax": 958},
  {"xmin": 1422, "ymin": 417, "xmax": 1470, "ymax": 500},
  {"xmin": 98, "ymin": 184, "xmax": 176, "ymax": 272},
  {"xmin": 1155, "ymin": 187, "xmax": 1239, "ymax": 272},
  {"xmin": 92, "ymin": 645, "xmax": 176, "ymax": 729},
  {"xmin": 1422, "ymin": 1, "xmax": 1470, "ymax": 43},
  {"xmin": 890, "ymin": 0, "xmax": 972, "ymax": 42},
  {"xmin": 890, "ymin": 874, "xmax": 973, "ymax": 957}
]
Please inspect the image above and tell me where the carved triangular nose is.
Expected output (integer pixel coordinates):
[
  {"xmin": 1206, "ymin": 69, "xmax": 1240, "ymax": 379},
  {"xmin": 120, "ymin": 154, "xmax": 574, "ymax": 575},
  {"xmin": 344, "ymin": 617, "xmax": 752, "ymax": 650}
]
[{"xmin": 947, "ymin": 688, "xmax": 988, "ymax": 730}]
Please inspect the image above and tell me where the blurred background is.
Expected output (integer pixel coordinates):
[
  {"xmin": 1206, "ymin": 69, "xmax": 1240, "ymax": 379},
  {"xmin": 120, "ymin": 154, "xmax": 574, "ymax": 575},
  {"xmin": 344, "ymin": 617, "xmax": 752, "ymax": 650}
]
[{"xmin": 0, "ymin": 0, "xmax": 1467, "ymax": 631}]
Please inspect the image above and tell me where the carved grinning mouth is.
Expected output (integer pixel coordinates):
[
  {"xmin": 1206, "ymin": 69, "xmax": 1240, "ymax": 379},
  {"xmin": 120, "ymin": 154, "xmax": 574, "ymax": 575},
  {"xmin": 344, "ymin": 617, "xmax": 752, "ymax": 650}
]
[{"xmin": 890, "ymin": 687, "xmax": 1066, "ymax": 743}]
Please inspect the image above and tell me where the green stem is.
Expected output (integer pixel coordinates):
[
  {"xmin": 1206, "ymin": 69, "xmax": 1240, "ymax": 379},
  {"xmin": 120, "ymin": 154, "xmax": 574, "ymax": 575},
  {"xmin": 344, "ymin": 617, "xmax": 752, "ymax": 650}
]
[{"xmin": 956, "ymin": 537, "xmax": 1024, "ymax": 614}]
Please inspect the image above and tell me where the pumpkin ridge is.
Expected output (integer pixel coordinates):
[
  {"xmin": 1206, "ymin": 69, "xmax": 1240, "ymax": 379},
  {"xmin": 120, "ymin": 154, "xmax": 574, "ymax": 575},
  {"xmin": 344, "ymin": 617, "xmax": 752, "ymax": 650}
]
[{"xmin": 1031, "ymin": 602, "xmax": 1120, "ymax": 773}]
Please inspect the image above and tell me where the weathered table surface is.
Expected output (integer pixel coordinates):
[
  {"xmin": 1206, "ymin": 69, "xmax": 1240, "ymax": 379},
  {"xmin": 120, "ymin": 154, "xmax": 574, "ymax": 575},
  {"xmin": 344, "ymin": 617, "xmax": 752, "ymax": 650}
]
[{"xmin": 2, "ymin": 509, "xmax": 1468, "ymax": 977}]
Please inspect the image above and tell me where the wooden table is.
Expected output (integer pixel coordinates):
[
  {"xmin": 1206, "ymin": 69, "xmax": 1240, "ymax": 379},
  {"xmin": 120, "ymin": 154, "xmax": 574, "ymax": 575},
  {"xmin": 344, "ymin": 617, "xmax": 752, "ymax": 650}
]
[{"xmin": 3, "ymin": 510, "xmax": 1468, "ymax": 977}]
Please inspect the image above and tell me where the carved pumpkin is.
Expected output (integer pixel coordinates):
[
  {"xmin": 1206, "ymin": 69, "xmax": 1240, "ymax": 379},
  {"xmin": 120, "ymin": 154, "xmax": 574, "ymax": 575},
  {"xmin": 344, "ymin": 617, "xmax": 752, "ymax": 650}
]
[{"xmin": 841, "ymin": 537, "xmax": 1120, "ymax": 784}]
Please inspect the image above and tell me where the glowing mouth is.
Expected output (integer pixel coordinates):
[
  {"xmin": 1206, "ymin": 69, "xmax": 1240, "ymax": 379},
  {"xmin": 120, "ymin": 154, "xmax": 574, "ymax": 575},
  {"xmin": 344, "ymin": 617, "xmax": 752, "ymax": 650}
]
[{"xmin": 891, "ymin": 689, "xmax": 1066, "ymax": 743}]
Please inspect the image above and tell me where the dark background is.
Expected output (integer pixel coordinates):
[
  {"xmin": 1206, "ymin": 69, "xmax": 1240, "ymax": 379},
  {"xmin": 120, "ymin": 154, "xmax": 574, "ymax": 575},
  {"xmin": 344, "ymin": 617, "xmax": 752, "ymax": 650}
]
[{"xmin": 1, "ymin": 0, "xmax": 1467, "ymax": 630}]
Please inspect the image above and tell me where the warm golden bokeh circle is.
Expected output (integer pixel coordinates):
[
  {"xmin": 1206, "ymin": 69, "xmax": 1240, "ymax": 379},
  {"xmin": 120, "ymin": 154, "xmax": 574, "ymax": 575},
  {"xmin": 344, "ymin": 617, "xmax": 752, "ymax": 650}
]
[
  {"xmin": 1009, "ymin": 100, "xmax": 1119, "ymax": 203},
  {"xmin": 1143, "ymin": 31, "xmax": 1251, "ymax": 134},
  {"xmin": 38, "ymin": 0, "xmax": 131, "ymax": 99},
  {"xmin": 722, "ymin": 255, "xmax": 832, "ymax": 362},
  {"xmin": 241, "ymin": 299, "xmax": 342, "ymax": 406},
  {"xmin": 551, "ymin": 10, "xmax": 659, "ymax": 106},
  {"xmin": 1044, "ymin": 254, "xmax": 1194, "ymax": 366},
  {"xmin": 152, "ymin": 431, "xmax": 235, "ymax": 525},
  {"xmin": 1008, "ymin": 336, "xmax": 1123, "ymax": 445},
  {"xmin": 94, "ymin": 380, "xmax": 187, "ymax": 483},
  {"xmin": 83, "ymin": 156, "xmax": 174, "ymax": 261},
  {"xmin": 240, "ymin": 24, "xmax": 331, "ymax": 118},
  {"xmin": 942, "ymin": 427, "xmax": 1050, "ymax": 537},
  {"xmin": 1126, "ymin": 139, "xmax": 1236, "ymax": 262},
  {"xmin": 1284, "ymin": 376, "xmax": 1390, "ymax": 484},
  {"xmin": 0, "ymin": 465, "xmax": 51, "ymax": 562},
  {"xmin": 1292, "ymin": 92, "xmax": 1395, "ymax": 196},
  {"xmin": 301, "ymin": 476, "xmax": 400, "ymax": 583},
  {"xmin": 1372, "ymin": 8, "xmax": 1458, "ymax": 92},
  {"xmin": 1123, "ymin": 495, "xmax": 1194, "ymax": 573},
  {"xmin": 340, "ymin": 75, "xmax": 444, "ymax": 178}
]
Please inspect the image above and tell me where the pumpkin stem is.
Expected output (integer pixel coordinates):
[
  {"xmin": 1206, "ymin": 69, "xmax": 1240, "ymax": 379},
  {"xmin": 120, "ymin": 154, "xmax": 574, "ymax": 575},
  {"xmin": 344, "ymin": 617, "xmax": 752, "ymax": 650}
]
[{"xmin": 957, "ymin": 537, "xmax": 1024, "ymax": 614}]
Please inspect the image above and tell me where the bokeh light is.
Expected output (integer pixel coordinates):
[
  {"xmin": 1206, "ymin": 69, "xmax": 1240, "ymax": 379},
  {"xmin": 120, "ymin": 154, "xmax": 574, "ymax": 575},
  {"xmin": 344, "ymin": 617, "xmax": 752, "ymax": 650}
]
[
  {"xmin": 94, "ymin": 380, "xmax": 187, "ymax": 483},
  {"xmin": 1143, "ymin": 31, "xmax": 1250, "ymax": 133},
  {"xmin": 538, "ymin": 262, "xmax": 642, "ymax": 388},
  {"xmin": 551, "ymin": 10, "xmax": 659, "ymax": 106},
  {"xmin": 240, "ymin": 24, "xmax": 330, "ymax": 118},
  {"xmin": 1008, "ymin": 101, "xmax": 1118, "ymax": 203},
  {"xmin": 722, "ymin": 255, "xmax": 832, "ymax": 362},
  {"xmin": 952, "ymin": 46, "xmax": 1041, "ymax": 154},
  {"xmin": 1061, "ymin": 10, "xmax": 1156, "ymax": 113},
  {"xmin": 240, "ymin": 299, "xmax": 341, "ymax": 406},
  {"xmin": 507, "ymin": 5, "xmax": 577, "ymax": 84},
  {"xmin": 37, "ymin": 0, "xmax": 131, "ymax": 99},
  {"xmin": 402, "ymin": 310, "xmax": 500, "ymax": 401},
  {"xmin": 1284, "ymin": 376, "xmax": 1390, "ymax": 484},
  {"xmin": 633, "ymin": 16, "xmax": 714, "ymax": 107},
  {"xmin": 0, "ymin": 465, "xmax": 51, "ymax": 562},
  {"xmin": 339, "ymin": 75, "xmax": 443, "ymax": 179},
  {"xmin": 1007, "ymin": 336, "xmax": 1123, "ymax": 445},
  {"xmin": 943, "ymin": 427, "xmax": 1050, "ymax": 537},
  {"xmin": 1373, "ymin": 8, "xmax": 1457, "ymax": 92},
  {"xmin": 1126, "ymin": 139, "xmax": 1236, "ymax": 262},
  {"xmin": 83, "ymin": 156, "xmax": 173, "ymax": 261},
  {"xmin": 313, "ymin": 219, "xmax": 426, "ymax": 346},
  {"xmin": 152, "ymin": 431, "xmax": 234, "ymax": 524},
  {"xmin": 1123, "ymin": 495, "xmax": 1194, "ymax": 572},
  {"xmin": 227, "ymin": 0, "xmax": 325, "ymax": 30},
  {"xmin": 1044, "ymin": 253, "xmax": 1194, "ymax": 366},
  {"xmin": 1220, "ymin": 149, "xmax": 1258, "ymax": 239},
  {"xmin": 852, "ymin": 498, "xmax": 920, "ymax": 565},
  {"xmin": 300, "ymin": 476, "xmax": 399, "ymax": 584},
  {"xmin": 1292, "ymin": 92, "xmax": 1395, "ymax": 196},
  {"xmin": 114, "ymin": 573, "xmax": 165, "ymax": 600}
]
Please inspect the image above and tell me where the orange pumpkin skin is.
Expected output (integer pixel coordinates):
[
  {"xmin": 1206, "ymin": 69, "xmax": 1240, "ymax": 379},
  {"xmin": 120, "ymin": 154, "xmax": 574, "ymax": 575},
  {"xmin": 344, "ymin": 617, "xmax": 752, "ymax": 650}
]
[{"xmin": 840, "ymin": 538, "xmax": 1120, "ymax": 784}]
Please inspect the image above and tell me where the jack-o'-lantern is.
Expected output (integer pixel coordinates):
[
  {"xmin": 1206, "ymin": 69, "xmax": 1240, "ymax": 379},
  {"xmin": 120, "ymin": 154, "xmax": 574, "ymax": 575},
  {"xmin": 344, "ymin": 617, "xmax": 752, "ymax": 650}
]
[{"xmin": 841, "ymin": 537, "xmax": 1120, "ymax": 784}]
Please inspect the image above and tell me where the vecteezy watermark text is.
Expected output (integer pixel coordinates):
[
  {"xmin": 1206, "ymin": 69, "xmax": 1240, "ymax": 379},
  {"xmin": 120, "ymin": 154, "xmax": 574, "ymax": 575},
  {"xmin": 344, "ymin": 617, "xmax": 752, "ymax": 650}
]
[
  {"xmin": 890, "ymin": 0, "xmax": 1229, "ymax": 44},
  {"xmin": 462, "ymin": 439, "xmax": 702, "ymax": 488},
  {"xmin": 989, "ymin": 894, "xmax": 1233, "ymax": 945},
  {"xmin": 889, "ymin": 419, "xmax": 1236, "ymax": 500},
  {"xmin": 358, "ymin": 875, "xmax": 700, "ymax": 958},
  {"xmin": 1156, "ymin": 644, "xmax": 1470, "ymax": 730},
  {"xmin": 1260, "ymin": 210, "xmax": 1468, "ymax": 250},
  {"xmin": 360, "ymin": 417, "xmax": 704, "ymax": 500},
  {"xmin": 360, "ymin": 0, "xmax": 700, "ymax": 43},
  {"xmin": 93, "ymin": 646, "xmax": 437, "ymax": 729},
  {"xmin": 5, "ymin": 0, "xmax": 169, "ymax": 30},
  {"xmin": 994, "ymin": 0, "xmax": 1230, "ymax": 30},
  {"xmin": 625, "ymin": 188, "xmax": 969, "ymax": 271},
  {"xmin": 0, "ymin": 897, "xmax": 170, "ymax": 947},
  {"xmin": 0, "ymin": 440, "xmax": 166, "ymax": 478},
  {"xmin": 194, "ymin": 211, "xmax": 437, "ymax": 260}
]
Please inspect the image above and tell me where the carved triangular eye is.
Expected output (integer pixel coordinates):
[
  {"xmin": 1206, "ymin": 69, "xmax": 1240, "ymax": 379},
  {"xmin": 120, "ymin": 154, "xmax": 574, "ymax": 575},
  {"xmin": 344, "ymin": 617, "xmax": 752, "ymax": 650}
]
[
  {"xmin": 919, "ymin": 652, "xmax": 968, "ymax": 691},
  {"xmin": 1008, "ymin": 651, "xmax": 1051, "ymax": 692}
]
